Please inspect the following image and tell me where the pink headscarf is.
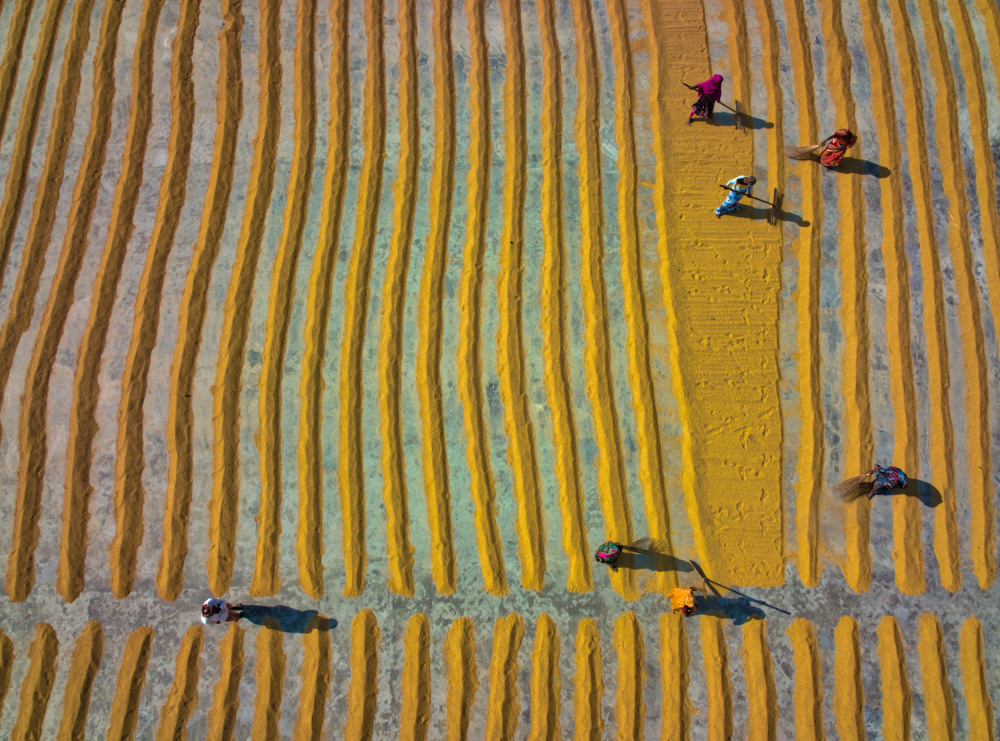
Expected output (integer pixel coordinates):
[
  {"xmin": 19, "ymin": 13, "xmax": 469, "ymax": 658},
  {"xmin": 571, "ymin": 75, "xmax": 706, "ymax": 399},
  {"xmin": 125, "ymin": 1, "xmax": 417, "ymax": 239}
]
[{"xmin": 697, "ymin": 74, "xmax": 724, "ymax": 101}]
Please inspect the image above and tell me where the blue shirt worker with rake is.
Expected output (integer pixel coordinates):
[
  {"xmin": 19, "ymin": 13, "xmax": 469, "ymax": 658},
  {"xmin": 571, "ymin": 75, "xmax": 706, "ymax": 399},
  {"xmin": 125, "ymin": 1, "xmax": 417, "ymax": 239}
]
[{"xmin": 716, "ymin": 175, "xmax": 756, "ymax": 217}]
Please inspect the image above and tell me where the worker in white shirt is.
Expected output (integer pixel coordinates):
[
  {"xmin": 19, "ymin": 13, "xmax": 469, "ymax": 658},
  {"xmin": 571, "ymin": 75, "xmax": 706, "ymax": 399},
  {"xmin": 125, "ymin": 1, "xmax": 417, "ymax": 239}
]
[{"xmin": 201, "ymin": 597, "xmax": 244, "ymax": 623}]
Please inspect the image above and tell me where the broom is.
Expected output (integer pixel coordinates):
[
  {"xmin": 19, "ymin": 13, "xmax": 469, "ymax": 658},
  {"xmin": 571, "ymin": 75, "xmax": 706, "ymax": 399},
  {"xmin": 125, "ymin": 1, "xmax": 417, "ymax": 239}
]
[
  {"xmin": 620, "ymin": 537, "xmax": 668, "ymax": 555},
  {"xmin": 787, "ymin": 134, "xmax": 835, "ymax": 161},
  {"xmin": 833, "ymin": 473, "xmax": 875, "ymax": 502}
]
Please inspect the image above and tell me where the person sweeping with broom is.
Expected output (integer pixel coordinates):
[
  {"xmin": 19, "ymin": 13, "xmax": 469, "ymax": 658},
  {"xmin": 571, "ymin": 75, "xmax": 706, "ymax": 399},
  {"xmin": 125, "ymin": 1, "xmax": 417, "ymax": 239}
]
[
  {"xmin": 594, "ymin": 539, "xmax": 673, "ymax": 572},
  {"xmin": 594, "ymin": 540, "xmax": 648, "ymax": 572},
  {"xmin": 834, "ymin": 465, "xmax": 907, "ymax": 501},
  {"xmin": 787, "ymin": 128, "xmax": 858, "ymax": 169}
]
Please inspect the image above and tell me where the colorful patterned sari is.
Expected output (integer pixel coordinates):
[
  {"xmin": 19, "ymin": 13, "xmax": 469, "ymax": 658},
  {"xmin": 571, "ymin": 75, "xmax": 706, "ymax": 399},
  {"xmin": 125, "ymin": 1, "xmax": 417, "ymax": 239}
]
[
  {"xmin": 819, "ymin": 128, "xmax": 857, "ymax": 167},
  {"xmin": 866, "ymin": 465, "xmax": 906, "ymax": 498}
]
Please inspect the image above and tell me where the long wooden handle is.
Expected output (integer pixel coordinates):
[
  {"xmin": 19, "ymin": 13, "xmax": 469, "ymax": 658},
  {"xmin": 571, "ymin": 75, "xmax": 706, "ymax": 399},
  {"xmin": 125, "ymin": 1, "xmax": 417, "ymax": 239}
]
[
  {"xmin": 719, "ymin": 184, "xmax": 773, "ymax": 206},
  {"xmin": 685, "ymin": 82, "xmax": 737, "ymax": 111}
]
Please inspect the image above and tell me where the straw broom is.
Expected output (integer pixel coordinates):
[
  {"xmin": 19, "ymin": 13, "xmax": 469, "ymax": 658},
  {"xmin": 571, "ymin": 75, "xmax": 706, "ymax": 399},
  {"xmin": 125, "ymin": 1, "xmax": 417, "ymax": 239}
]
[
  {"xmin": 787, "ymin": 134, "xmax": 835, "ymax": 161},
  {"xmin": 832, "ymin": 473, "xmax": 875, "ymax": 502}
]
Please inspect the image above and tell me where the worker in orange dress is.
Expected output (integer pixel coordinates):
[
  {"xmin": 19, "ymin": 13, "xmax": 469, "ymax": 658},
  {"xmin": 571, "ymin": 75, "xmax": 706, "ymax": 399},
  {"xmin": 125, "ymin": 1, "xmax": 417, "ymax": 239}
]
[
  {"xmin": 669, "ymin": 585, "xmax": 707, "ymax": 617},
  {"xmin": 786, "ymin": 128, "xmax": 858, "ymax": 168}
]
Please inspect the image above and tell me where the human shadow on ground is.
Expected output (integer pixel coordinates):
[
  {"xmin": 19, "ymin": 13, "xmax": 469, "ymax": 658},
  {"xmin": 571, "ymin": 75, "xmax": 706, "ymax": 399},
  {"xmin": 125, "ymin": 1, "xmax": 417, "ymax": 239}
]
[
  {"xmin": 725, "ymin": 204, "xmax": 810, "ymax": 227},
  {"xmin": 615, "ymin": 550, "xmax": 696, "ymax": 574},
  {"xmin": 872, "ymin": 478, "xmax": 942, "ymax": 508},
  {"xmin": 241, "ymin": 605, "xmax": 337, "ymax": 633},
  {"xmin": 707, "ymin": 110, "xmax": 774, "ymax": 130},
  {"xmin": 830, "ymin": 157, "xmax": 891, "ymax": 178},
  {"xmin": 688, "ymin": 561, "xmax": 791, "ymax": 623},
  {"xmin": 609, "ymin": 538, "xmax": 696, "ymax": 574},
  {"xmin": 697, "ymin": 596, "xmax": 766, "ymax": 626}
]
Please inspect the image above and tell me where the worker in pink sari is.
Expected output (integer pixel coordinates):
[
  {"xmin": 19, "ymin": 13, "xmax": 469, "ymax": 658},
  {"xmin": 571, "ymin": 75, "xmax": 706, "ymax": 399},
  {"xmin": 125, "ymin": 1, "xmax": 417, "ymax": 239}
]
[{"xmin": 688, "ymin": 74, "xmax": 724, "ymax": 124}]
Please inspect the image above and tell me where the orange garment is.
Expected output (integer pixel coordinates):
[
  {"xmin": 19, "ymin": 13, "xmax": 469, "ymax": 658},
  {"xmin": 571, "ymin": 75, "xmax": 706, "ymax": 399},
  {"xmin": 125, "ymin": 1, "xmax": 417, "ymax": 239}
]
[
  {"xmin": 819, "ymin": 128, "xmax": 857, "ymax": 167},
  {"xmin": 669, "ymin": 587, "xmax": 696, "ymax": 612}
]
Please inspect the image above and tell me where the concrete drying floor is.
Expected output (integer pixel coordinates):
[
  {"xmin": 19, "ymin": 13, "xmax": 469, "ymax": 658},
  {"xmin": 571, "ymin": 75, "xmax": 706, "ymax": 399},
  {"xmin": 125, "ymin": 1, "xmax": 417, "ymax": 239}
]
[{"xmin": 0, "ymin": 0, "xmax": 999, "ymax": 735}]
